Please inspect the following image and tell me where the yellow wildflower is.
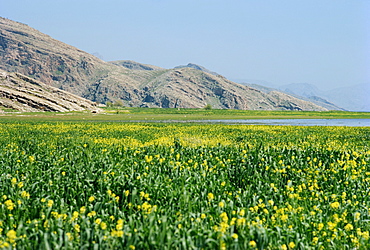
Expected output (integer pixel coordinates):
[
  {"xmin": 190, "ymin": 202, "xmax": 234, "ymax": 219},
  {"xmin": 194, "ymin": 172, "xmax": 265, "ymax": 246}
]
[
  {"xmin": 66, "ymin": 232, "xmax": 73, "ymax": 240},
  {"xmin": 116, "ymin": 219, "xmax": 124, "ymax": 230},
  {"xmin": 354, "ymin": 212, "xmax": 360, "ymax": 221},
  {"xmin": 237, "ymin": 217, "xmax": 246, "ymax": 226},
  {"xmin": 87, "ymin": 211, "xmax": 96, "ymax": 217},
  {"xmin": 100, "ymin": 222, "xmax": 107, "ymax": 230},
  {"xmin": 71, "ymin": 211, "xmax": 79, "ymax": 221},
  {"xmin": 111, "ymin": 230, "xmax": 124, "ymax": 237},
  {"xmin": 21, "ymin": 191, "xmax": 30, "ymax": 198},
  {"xmin": 29, "ymin": 155, "xmax": 35, "ymax": 162},
  {"xmin": 80, "ymin": 206, "xmax": 86, "ymax": 214},
  {"xmin": 330, "ymin": 202, "xmax": 340, "ymax": 209},
  {"xmin": 281, "ymin": 214, "xmax": 288, "ymax": 221},
  {"xmin": 5, "ymin": 200, "xmax": 15, "ymax": 210},
  {"xmin": 220, "ymin": 212, "xmax": 228, "ymax": 222},
  {"xmin": 6, "ymin": 230, "xmax": 17, "ymax": 243},
  {"xmin": 11, "ymin": 178, "xmax": 17, "ymax": 185},
  {"xmin": 344, "ymin": 223, "xmax": 354, "ymax": 231},
  {"xmin": 207, "ymin": 193, "xmax": 214, "ymax": 201},
  {"xmin": 249, "ymin": 240, "xmax": 257, "ymax": 248},
  {"xmin": 312, "ymin": 237, "xmax": 319, "ymax": 245},
  {"xmin": 47, "ymin": 200, "xmax": 54, "ymax": 207}
]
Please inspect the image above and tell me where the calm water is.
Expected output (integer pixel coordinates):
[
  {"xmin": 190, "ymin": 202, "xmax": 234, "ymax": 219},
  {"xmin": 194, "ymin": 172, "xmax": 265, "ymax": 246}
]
[{"xmin": 197, "ymin": 119, "xmax": 370, "ymax": 127}]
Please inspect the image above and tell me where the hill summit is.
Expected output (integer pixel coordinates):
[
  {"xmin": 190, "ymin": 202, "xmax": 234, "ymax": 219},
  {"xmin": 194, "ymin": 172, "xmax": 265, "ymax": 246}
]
[{"xmin": 0, "ymin": 17, "xmax": 327, "ymax": 111}]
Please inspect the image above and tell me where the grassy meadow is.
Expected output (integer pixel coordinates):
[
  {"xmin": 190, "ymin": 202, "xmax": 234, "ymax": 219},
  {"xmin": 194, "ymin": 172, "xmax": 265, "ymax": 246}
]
[
  {"xmin": 1, "ymin": 108, "xmax": 370, "ymax": 122},
  {"xmin": 0, "ymin": 117, "xmax": 369, "ymax": 249}
]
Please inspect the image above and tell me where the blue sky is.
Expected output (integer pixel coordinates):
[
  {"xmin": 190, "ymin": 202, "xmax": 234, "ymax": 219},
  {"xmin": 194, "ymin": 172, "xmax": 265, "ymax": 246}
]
[{"xmin": 1, "ymin": 0, "xmax": 369, "ymax": 90}]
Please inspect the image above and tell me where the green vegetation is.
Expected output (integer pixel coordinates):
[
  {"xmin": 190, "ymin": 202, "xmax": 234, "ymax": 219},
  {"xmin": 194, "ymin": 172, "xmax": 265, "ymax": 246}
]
[
  {"xmin": 0, "ymin": 108, "xmax": 369, "ymax": 122},
  {"xmin": 204, "ymin": 104, "xmax": 213, "ymax": 110},
  {"xmin": 105, "ymin": 100, "xmax": 125, "ymax": 109},
  {"xmin": 0, "ymin": 122, "xmax": 369, "ymax": 249}
]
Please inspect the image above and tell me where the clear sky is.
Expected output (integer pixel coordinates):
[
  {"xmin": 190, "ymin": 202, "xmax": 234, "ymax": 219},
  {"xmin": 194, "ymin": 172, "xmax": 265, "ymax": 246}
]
[{"xmin": 1, "ymin": 0, "xmax": 369, "ymax": 90}]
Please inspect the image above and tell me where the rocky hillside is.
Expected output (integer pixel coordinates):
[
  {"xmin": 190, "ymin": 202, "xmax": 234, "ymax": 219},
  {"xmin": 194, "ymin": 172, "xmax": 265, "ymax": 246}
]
[
  {"xmin": 0, "ymin": 17, "xmax": 327, "ymax": 111},
  {"xmin": 0, "ymin": 17, "xmax": 135, "ymax": 95},
  {"xmin": 0, "ymin": 69, "xmax": 100, "ymax": 112},
  {"xmin": 112, "ymin": 65, "xmax": 327, "ymax": 110}
]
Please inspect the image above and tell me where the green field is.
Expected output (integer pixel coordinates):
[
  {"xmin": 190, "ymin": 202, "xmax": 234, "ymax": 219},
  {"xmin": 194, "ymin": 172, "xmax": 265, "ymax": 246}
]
[
  {"xmin": 0, "ymin": 120, "xmax": 369, "ymax": 249},
  {"xmin": 0, "ymin": 108, "xmax": 370, "ymax": 122}
]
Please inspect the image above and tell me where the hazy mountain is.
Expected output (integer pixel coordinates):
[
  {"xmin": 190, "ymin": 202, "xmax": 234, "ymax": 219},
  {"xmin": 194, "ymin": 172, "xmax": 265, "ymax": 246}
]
[
  {"xmin": 240, "ymin": 83, "xmax": 276, "ymax": 94},
  {"xmin": 279, "ymin": 82, "xmax": 369, "ymax": 111},
  {"xmin": 0, "ymin": 69, "xmax": 99, "ymax": 112},
  {"xmin": 0, "ymin": 17, "xmax": 327, "ymax": 111},
  {"xmin": 323, "ymin": 84, "xmax": 370, "ymax": 112},
  {"xmin": 280, "ymin": 83, "xmax": 322, "ymax": 98},
  {"xmin": 277, "ymin": 83, "xmax": 344, "ymax": 111},
  {"xmin": 241, "ymin": 82, "xmax": 342, "ymax": 111}
]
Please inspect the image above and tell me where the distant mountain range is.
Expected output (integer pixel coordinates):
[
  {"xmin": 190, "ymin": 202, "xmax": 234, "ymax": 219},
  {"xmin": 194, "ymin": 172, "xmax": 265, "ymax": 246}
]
[
  {"xmin": 0, "ymin": 17, "xmax": 331, "ymax": 111},
  {"xmin": 240, "ymin": 82, "xmax": 343, "ymax": 111},
  {"xmin": 237, "ymin": 80, "xmax": 369, "ymax": 112},
  {"xmin": 278, "ymin": 83, "xmax": 370, "ymax": 112}
]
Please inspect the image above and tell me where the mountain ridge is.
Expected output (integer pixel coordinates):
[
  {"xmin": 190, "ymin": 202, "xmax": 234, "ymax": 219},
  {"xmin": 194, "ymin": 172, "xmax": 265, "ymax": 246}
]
[
  {"xmin": 0, "ymin": 17, "xmax": 327, "ymax": 111},
  {"xmin": 174, "ymin": 63, "xmax": 219, "ymax": 76},
  {"xmin": 110, "ymin": 60, "xmax": 164, "ymax": 71}
]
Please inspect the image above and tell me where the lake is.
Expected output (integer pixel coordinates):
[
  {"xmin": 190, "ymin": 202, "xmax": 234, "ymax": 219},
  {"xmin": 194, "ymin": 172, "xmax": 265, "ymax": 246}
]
[{"xmin": 196, "ymin": 119, "xmax": 370, "ymax": 127}]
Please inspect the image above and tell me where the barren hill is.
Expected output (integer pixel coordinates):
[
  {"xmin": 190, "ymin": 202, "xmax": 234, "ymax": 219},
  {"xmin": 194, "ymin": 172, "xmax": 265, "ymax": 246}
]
[
  {"xmin": 0, "ymin": 17, "xmax": 327, "ymax": 111},
  {"xmin": 115, "ymin": 66, "xmax": 327, "ymax": 110},
  {"xmin": 0, "ymin": 69, "xmax": 100, "ymax": 112}
]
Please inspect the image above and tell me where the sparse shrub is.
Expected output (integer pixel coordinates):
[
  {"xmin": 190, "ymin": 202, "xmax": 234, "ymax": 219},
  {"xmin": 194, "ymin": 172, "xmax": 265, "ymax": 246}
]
[
  {"xmin": 106, "ymin": 101, "xmax": 113, "ymax": 107},
  {"xmin": 204, "ymin": 104, "xmax": 212, "ymax": 110},
  {"xmin": 114, "ymin": 100, "xmax": 124, "ymax": 107}
]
